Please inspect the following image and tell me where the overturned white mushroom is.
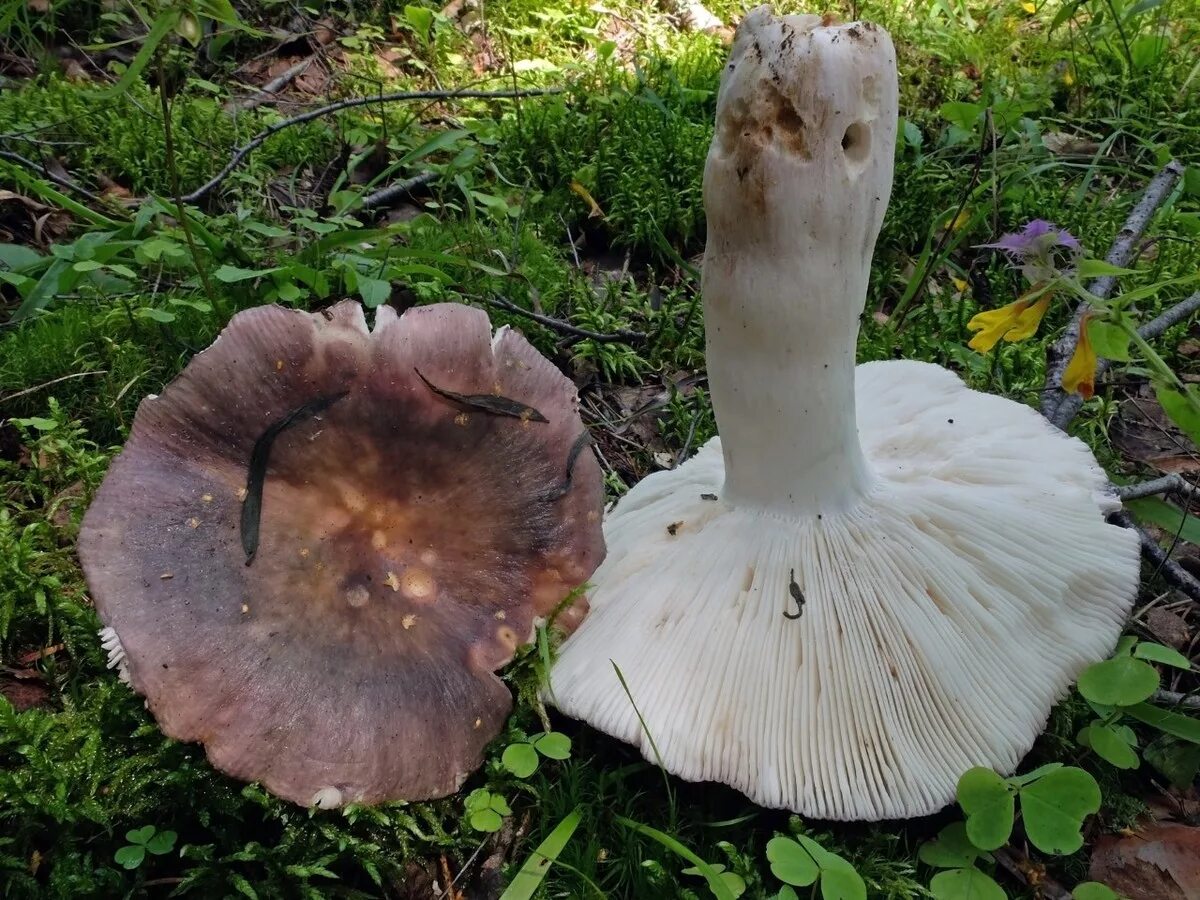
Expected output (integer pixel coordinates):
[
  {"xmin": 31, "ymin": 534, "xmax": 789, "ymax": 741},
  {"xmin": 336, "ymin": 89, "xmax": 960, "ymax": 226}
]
[{"xmin": 549, "ymin": 7, "xmax": 1140, "ymax": 821}]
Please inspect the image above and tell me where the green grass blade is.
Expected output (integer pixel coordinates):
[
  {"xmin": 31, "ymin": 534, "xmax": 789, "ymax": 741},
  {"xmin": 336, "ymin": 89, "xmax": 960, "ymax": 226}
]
[
  {"xmin": 499, "ymin": 807, "xmax": 583, "ymax": 900},
  {"xmin": 614, "ymin": 816, "xmax": 736, "ymax": 900}
]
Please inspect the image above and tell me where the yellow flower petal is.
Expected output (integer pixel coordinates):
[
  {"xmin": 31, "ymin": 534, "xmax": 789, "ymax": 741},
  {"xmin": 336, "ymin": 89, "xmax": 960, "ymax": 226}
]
[
  {"xmin": 1021, "ymin": 1, "xmax": 1036, "ymax": 12},
  {"xmin": 1003, "ymin": 294, "xmax": 1052, "ymax": 343},
  {"xmin": 1062, "ymin": 314, "xmax": 1097, "ymax": 399},
  {"xmin": 966, "ymin": 298, "xmax": 1027, "ymax": 352},
  {"xmin": 951, "ymin": 277, "xmax": 968, "ymax": 293},
  {"xmin": 568, "ymin": 180, "xmax": 605, "ymax": 219}
]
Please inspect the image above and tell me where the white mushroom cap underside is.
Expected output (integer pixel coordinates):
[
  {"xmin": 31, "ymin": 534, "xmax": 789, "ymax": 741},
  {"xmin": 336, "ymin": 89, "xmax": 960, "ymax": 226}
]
[{"xmin": 549, "ymin": 359, "xmax": 1140, "ymax": 820}]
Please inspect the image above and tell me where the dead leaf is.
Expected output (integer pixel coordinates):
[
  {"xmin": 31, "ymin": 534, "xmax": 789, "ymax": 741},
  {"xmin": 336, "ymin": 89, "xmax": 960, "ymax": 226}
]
[
  {"xmin": 1112, "ymin": 387, "xmax": 1200, "ymax": 475},
  {"xmin": 1, "ymin": 676, "xmax": 50, "ymax": 711},
  {"xmin": 1146, "ymin": 607, "xmax": 1192, "ymax": 650},
  {"xmin": 1089, "ymin": 822, "xmax": 1200, "ymax": 900},
  {"xmin": 1043, "ymin": 131, "xmax": 1103, "ymax": 156}
]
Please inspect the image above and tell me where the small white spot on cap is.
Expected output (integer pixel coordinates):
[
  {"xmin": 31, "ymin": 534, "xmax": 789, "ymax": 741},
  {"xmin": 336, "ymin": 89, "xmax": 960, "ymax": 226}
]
[
  {"xmin": 402, "ymin": 614, "xmax": 417, "ymax": 630},
  {"xmin": 401, "ymin": 568, "xmax": 435, "ymax": 600},
  {"xmin": 312, "ymin": 786, "xmax": 343, "ymax": 809},
  {"xmin": 347, "ymin": 586, "xmax": 370, "ymax": 608}
]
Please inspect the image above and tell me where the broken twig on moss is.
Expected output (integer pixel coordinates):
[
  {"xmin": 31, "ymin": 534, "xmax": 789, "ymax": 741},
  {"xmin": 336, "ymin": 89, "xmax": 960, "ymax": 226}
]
[
  {"xmin": 1116, "ymin": 474, "xmax": 1198, "ymax": 502},
  {"xmin": 1043, "ymin": 159, "xmax": 1185, "ymax": 427},
  {"xmin": 1109, "ymin": 509, "xmax": 1200, "ymax": 605},
  {"xmin": 183, "ymin": 86, "xmax": 563, "ymax": 204},
  {"xmin": 481, "ymin": 295, "xmax": 648, "ymax": 344},
  {"xmin": 360, "ymin": 172, "xmax": 439, "ymax": 210}
]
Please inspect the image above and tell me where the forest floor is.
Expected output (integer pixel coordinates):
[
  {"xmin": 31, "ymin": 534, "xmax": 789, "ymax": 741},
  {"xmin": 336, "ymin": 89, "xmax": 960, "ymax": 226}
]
[{"xmin": 2, "ymin": 1, "xmax": 1200, "ymax": 898}]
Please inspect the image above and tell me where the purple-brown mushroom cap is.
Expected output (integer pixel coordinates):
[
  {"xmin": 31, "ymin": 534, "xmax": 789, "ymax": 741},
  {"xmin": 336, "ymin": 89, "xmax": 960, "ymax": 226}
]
[{"xmin": 78, "ymin": 301, "xmax": 605, "ymax": 807}]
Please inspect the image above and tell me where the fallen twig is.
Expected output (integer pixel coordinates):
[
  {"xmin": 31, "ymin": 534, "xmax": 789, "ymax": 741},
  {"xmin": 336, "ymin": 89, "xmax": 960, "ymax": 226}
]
[
  {"xmin": 1109, "ymin": 509, "xmax": 1200, "ymax": 605},
  {"xmin": 893, "ymin": 109, "xmax": 993, "ymax": 328},
  {"xmin": 482, "ymin": 294, "xmax": 647, "ymax": 344},
  {"xmin": 1116, "ymin": 474, "xmax": 1198, "ymax": 502},
  {"xmin": 1043, "ymin": 159, "xmax": 1185, "ymax": 427},
  {"xmin": 993, "ymin": 848, "xmax": 1072, "ymax": 900},
  {"xmin": 183, "ymin": 86, "xmax": 563, "ymax": 204},
  {"xmin": 0, "ymin": 371, "xmax": 106, "ymax": 406},
  {"xmin": 1154, "ymin": 689, "xmax": 1200, "ymax": 710},
  {"xmin": 1136, "ymin": 288, "xmax": 1200, "ymax": 344},
  {"xmin": 360, "ymin": 171, "xmax": 439, "ymax": 210},
  {"xmin": 0, "ymin": 149, "xmax": 108, "ymax": 206},
  {"xmin": 226, "ymin": 56, "xmax": 316, "ymax": 113}
]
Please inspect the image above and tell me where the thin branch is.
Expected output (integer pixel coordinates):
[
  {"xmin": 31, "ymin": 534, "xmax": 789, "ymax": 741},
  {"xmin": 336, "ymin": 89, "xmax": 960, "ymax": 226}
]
[
  {"xmin": 158, "ymin": 55, "xmax": 222, "ymax": 319},
  {"xmin": 360, "ymin": 171, "xmax": 438, "ymax": 210},
  {"xmin": 0, "ymin": 150, "xmax": 108, "ymax": 206},
  {"xmin": 993, "ymin": 848, "xmax": 1072, "ymax": 900},
  {"xmin": 481, "ymin": 295, "xmax": 647, "ymax": 344},
  {"xmin": 1043, "ymin": 159, "xmax": 1185, "ymax": 426},
  {"xmin": 1154, "ymin": 689, "xmax": 1200, "ymax": 710},
  {"xmin": 1116, "ymin": 474, "xmax": 1198, "ymax": 501},
  {"xmin": 893, "ymin": 110, "xmax": 992, "ymax": 328},
  {"xmin": 1109, "ymin": 510, "xmax": 1200, "ymax": 604},
  {"xmin": 225, "ymin": 56, "xmax": 316, "ymax": 113},
  {"xmin": 1136, "ymin": 288, "xmax": 1200, "ymax": 344},
  {"xmin": 183, "ymin": 86, "xmax": 563, "ymax": 203},
  {"xmin": 0, "ymin": 371, "xmax": 106, "ymax": 406}
]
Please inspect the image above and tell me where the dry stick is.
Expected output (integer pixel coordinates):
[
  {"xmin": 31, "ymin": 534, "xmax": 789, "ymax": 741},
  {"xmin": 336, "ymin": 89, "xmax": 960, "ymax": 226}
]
[
  {"xmin": 1116, "ymin": 473, "xmax": 1198, "ymax": 502},
  {"xmin": 182, "ymin": 86, "xmax": 562, "ymax": 203},
  {"xmin": 157, "ymin": 55, "xmax": 222, "ymax": 319},
  {"xmin": 360, "ymin": 171, "xmax": 439, "ymax": 210},
  {"xmin": 482, "ymin": 294, "xmax": 648, "ymax": 344},
  {"xmin": 1043, "ymin": 158, "xmax": 1185, "ymax": 426},
  {"xmin": 0, "ymin": 149, "xmax": 109, "ymax": 206},
  {"xmin": 893, "ymin": 110, "xmax": 992, "ymax": 329},
  {"xmin": 226, "ymin": 56, "xmax": 316, "ymax": 113},
  {"xmin": 1109, "ymin": 509, "xmax": 1200, "ymax": 602},
  {"xmin": 1154, "ymin": 689, "xmax": 1200, "ymax": 710},
  {"xmin": 0, "ymin": 371, "xmax": 106, "ymax": 406},
  {"xmin": 993, "ymin": 848, "xmax": 1072, "ymax": 900}
]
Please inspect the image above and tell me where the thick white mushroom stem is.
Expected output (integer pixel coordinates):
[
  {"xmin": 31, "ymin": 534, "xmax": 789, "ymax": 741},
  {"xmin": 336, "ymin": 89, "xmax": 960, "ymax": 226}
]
[{"xmin": 702, "ymin": 10, "xmax": 897, "ymax": 514}]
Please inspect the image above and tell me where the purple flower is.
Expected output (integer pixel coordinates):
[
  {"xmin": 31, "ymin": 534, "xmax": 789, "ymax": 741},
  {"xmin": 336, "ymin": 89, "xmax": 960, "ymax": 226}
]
[{"xmin": 978, "ymin": 219, "xmax": 1082, "ymax": 284}]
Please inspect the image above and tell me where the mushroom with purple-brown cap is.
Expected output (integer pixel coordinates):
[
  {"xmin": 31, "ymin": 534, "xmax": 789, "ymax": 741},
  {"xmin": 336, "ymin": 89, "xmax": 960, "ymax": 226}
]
[
  {"xmin": 79, "ymin": 300, "xmax": 605, "ymax": 808},
  {"xmin": 548, "ymin": 6, "xmax": 1140, "ymax": 821}
]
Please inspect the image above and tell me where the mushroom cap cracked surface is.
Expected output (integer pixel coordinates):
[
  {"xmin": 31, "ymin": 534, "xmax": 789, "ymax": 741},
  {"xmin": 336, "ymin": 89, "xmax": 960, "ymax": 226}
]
[
  {"xmin": 549, "ymin": 360, "xmax": 1139, "ymax": 820},
  {"xmin": 78, "ymin": 301, "xmax": 605, "ymax": 807}
]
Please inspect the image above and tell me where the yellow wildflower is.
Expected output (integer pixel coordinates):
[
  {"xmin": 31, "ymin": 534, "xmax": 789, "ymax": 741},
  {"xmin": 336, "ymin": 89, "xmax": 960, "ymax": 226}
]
[
  {"xmin": 568, "ymin": 180, "xmax": 605, "ymax": 219},
  {"xmin": 966, "ymin": 290, "xmax": 1052, "ymax": 352},
  {"xmin": 1003, "ymin": 294, "xmax": 1052, "ymax": 342},
  {"xmin": 1021, "ymin": 1, "xmax": 1036, "ymax": 12},
  {"xmin": 1062, "ymin": 312, "xmax": 1097, "ymax": 399}
]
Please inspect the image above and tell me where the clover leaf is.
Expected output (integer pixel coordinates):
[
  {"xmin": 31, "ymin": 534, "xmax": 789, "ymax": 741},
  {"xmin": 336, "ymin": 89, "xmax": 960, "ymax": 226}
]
[
  {"xmin": 1018, "ymin": 767, "xmax": 1101, "ymax": 855},
  {"xmin": 957, "ymin": 768, "xmax": 1014, "ymax": 851},
  {"xmin": 114, "ymin": 825, "xmax": 176, "ymax": 869},
  {"xmin": 1077, "ymin": 656, "xmax": 1159, "ymax": 706},
  {"xmin": 919, "ymin": 823, "xmax": 986, "ymax": 869},
  {"xmin": 929, "ymin": 866, "xmax": 1007, "ymax": 900}
]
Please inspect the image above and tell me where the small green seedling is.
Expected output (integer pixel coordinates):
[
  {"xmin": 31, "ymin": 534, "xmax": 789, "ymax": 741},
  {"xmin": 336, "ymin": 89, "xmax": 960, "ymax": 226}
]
[
  {"xmin": 113, "ymin": 825, "xmax": 177, "ymax": 869},
  {"xmin": 464, "ymin": 788, "xmax": 511, "ymax": 833},
  {"xmin": 1075, "ymin": 638, "xmax": 1197, "ymax": 770},
  {"xmin": 500, "ymin": 731, "xmax": 572, "ymax": 778},
  {"xmin": 1072, "ymin": 883, "xmax": 1124, "ymax": 900},
  {"xmin": 919, "ymin": 823, "xmax": 1005, "ymax": 900},
  {"xmin": 766, "ymin": 833, "xmax": 866, "ymax": 900}
]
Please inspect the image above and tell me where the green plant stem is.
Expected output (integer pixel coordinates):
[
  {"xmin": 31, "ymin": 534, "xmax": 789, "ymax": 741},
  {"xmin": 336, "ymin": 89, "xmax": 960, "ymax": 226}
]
[{"xmin": 155, "ymin": 54, "xmax": 225, "ymax": 321}]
